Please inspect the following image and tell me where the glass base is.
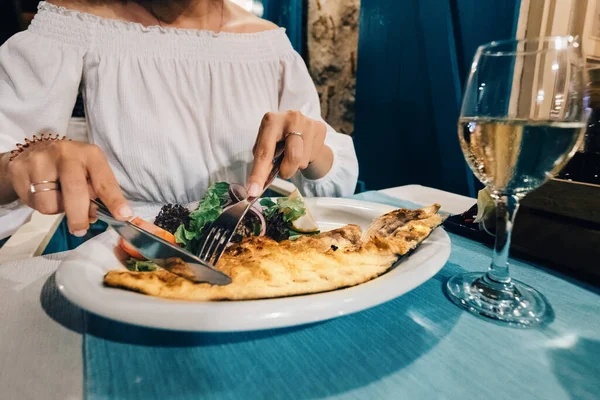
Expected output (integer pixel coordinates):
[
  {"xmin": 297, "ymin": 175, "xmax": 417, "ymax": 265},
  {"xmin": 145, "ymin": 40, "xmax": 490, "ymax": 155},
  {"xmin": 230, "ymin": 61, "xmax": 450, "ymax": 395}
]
[{"xmin": 446, "ymin": 272, "xmax": 553, "ymax": 328}]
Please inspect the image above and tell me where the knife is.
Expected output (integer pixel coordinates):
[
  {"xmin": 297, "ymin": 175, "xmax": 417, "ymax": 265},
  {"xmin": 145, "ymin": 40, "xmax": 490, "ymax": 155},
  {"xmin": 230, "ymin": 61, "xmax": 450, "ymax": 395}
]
[{"xmin": 90, "ymin": 199, "xmax": 232, "ymax": 285}]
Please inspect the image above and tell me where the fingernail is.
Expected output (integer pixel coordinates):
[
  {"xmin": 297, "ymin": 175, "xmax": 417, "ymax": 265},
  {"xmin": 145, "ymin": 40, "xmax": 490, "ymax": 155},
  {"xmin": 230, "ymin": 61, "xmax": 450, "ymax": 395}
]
[
  {"xmin": 118, "ymin": 204, "xmax": 133, "ymax": 219},
  {"xmin": 90, "ymin": 218, "xmax": 98, "ymax": 224},
  {"xmin": 247, "ymin": 183, "xmax": 261, "ymax": 197},
  {"xmin": 73, "ymin": 229, "xmax": 87, "ymax": 237}
]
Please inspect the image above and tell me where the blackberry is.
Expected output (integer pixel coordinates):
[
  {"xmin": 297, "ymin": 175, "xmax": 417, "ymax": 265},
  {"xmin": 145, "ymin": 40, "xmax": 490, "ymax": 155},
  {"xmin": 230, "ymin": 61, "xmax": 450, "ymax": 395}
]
[
  {"xmin": 265, "ymin": 213, "xmax": 290, "ymax": 242},
  {"xmin": 154, "ymin": 204, "xmax": 190, "ymax": 234}
]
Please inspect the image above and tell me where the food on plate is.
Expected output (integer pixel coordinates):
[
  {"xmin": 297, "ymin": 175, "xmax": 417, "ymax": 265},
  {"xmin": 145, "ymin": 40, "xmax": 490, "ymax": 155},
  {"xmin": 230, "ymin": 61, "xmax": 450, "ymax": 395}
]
[
  {"xmin": 290, "ymin": 211, "xmax": 318, "ymax": 233},
  {"xmin": 260, "ymin": 190, "xmax": 319, "ymax": 241},
  {"xmin": 104, "ymin": 204, "xmax": 443, "ymax": 301},
  {"xmin": 154, "ymin": 204, "xmax": 191, "ymax": 235},
  {"xmin": 287, "ymin": 190, "xmax": 318, "ymax": 233},
  {"xmin": 119, "ymin": 183, "xmax": 318, "ymax": 271},
  {"xmin": 118, "ymin": 217, "xmax": 177, "ymax": 260}
]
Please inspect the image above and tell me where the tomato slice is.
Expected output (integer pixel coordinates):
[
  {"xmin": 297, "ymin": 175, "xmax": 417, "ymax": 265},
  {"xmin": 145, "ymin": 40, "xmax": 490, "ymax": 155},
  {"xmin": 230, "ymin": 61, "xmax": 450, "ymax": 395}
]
[
  {"xmin": 119, "ymin": 237, "xmax": 145, "ymax": 260},
  {"xmin": 118, "ymin": 217, "xmax": 177, "ymax": 260}
]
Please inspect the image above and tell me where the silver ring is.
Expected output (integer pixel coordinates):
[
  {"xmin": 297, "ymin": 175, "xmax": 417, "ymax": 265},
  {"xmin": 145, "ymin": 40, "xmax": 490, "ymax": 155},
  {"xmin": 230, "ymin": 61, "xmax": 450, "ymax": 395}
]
[
  {"xmin": 285, "ymin": 131, "xmax": 303, "ymax": 140},
  {"xmin": 30, "ymin": 180, "xmax": 60, "ymax": 194}
]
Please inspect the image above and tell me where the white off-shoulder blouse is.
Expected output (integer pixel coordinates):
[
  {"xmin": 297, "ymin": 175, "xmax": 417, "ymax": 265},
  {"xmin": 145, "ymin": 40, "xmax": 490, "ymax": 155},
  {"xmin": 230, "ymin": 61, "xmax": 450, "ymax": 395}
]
[{"xmin": 0, "ymin": 2, "xmax": 358, "ymax": 207}]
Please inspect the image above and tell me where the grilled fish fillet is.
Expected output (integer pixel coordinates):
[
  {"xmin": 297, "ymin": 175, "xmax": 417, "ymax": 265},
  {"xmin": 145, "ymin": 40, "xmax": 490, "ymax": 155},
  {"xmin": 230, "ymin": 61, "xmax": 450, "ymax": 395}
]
[{"xmin": 103, "ymin": 204, "xmax": 442, "ymax": 301}]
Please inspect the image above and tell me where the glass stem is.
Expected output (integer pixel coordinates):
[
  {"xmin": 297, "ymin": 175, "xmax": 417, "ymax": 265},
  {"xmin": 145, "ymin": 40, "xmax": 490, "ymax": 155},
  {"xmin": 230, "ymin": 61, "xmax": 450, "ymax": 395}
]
[{"xmin": 487, "ymin": 194, "xmax": 520, "ymax": 284}]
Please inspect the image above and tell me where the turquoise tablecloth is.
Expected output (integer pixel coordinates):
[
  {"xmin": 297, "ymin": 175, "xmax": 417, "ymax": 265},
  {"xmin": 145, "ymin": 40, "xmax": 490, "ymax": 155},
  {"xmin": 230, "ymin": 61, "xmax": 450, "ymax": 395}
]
[{"xmin": 83, "ymin": 192, "xmax": 600, "ymax": 400}]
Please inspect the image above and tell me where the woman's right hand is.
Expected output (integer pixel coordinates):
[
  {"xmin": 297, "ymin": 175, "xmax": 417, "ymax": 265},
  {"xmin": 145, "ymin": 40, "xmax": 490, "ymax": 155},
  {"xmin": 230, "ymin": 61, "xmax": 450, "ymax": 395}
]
[{"xmin": 4, "ymin": 138, "xmax": 132, "ymax": 237}]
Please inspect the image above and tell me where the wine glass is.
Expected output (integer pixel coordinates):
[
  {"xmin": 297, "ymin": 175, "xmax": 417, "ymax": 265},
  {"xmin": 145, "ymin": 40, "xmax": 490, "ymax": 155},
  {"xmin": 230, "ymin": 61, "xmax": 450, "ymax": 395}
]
[{"xmin": 446, "ymin": 36, "xmax": 588, "ymax": 327}]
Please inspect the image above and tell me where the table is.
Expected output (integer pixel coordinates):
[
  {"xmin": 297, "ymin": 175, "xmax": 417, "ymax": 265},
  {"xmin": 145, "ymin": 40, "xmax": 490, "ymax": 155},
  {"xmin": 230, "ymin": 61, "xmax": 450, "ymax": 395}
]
[
  {"xmin": 0, "ymin": 200, "xmax": 33, "ymax": 241},
  {"xmin": 1, "ymin": 186, "xmax": 599, "ymax": 400}
]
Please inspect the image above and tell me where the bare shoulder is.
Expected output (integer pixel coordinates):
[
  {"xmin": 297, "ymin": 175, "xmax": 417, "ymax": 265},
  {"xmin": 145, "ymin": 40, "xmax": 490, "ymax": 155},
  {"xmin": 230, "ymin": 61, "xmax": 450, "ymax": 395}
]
[
  {"xmin": 46, "ymin": 0, "xmax": 93, "ymax": 11},
  {"xmin": 46, "ymin": 0, "xmax": 280, "ymax": 33},
  {"xmin": 224, "ymin": 1, "xmax": 279, "ymax": 33},
  {"xmin": 45, "ymin": 0, "xmax": 119, "ymax": 16}
]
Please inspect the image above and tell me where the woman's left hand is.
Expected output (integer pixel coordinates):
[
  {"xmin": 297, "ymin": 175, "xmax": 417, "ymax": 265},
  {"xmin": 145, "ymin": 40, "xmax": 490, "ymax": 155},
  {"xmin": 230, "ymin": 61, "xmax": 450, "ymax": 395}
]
[{"xmin": 247, "ymin": 110, "xmax": 333, "ymax": 197}]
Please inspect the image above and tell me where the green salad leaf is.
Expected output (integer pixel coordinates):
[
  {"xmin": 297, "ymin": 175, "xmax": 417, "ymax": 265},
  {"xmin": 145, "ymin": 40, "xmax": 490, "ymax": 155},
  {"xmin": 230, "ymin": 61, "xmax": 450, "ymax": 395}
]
[
  {"xmin": 276, "ymin": 196, "xmax": 306, "ymax": 222},
  {"xmin": 171, "ymin": 184, "xmax": 312, "ymax": 253},
  {"xmin": 289, "ymin": 228, "xmax": 320, "ymax": 238},
  {"xmin": 259, "ymin": 198, "xmax": 277, "ymax": 208},
  {"xmin": 259, "ymin": 195, "xmax": 309, "ymax": 241},
  {"xmin": 259, "ymin": 195, "xmax": 307, "ymax": 223},
  {"xmin": 126, "ymin": 258, "xmax": 161, "ymax": 272},
  {"xmin": 175, "ymin": 182, "xmax": 230, "ymax": 253},
  {"xmin": 260, "ymin": 198, "xmax": 278, "ymax": 219}
]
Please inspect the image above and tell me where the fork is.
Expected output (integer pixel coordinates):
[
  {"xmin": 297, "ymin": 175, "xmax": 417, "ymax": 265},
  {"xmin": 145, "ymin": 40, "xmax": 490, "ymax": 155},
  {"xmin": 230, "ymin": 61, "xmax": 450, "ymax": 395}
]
[{"xmin": 198, "ymin": 141, "xmax": 286, "ymax": 265}]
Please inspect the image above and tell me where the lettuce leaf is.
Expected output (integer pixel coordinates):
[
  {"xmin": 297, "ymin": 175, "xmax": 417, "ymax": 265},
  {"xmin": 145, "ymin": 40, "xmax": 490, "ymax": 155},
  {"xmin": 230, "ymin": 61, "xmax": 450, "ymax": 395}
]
[
  {"xmin": 260, "ymin": 196, "xmax": 309, "ymax": 241},
  {"xmin": 289, "ymin": 228, "xmax": 320, "ymax": 237},
  {"xmin": 276, "ymin": 196, "xmax": 306, "ymax": 222},
  {"xmin": 175, "ymin": 182, "xmax": 230, "ymax": 252},
  {"xmin": 259, "ymin": 198, "xmax": 277, "ymax": 208},
  {"xmin": 173, "ymin": 185, "xmax": 310, "ymax": 250},
  {"xmin": 126, "ymin": 258, "xmax": 161, "ymax": 272},
  {"xmin": 260, "ymin": 198, "xmax": 279, "ymax": 220}
]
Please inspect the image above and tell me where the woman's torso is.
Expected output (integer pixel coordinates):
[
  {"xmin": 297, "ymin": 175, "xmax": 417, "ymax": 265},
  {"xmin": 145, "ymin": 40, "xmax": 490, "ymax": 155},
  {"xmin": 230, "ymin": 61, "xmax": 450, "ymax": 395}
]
[{"xmin": 35, "ymin": 2, "xmax": 293, "ymax": 205}]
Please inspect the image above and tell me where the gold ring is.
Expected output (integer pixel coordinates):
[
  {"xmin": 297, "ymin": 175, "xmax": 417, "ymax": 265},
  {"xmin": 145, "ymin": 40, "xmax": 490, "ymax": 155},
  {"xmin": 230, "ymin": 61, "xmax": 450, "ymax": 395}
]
[
  {"xmin": 285, "ymin": 131, "xmax": 303, "ymax": 140},
  {"xmin": 30, "ymin": 181, "xmax": 60, "ymax": 194}
]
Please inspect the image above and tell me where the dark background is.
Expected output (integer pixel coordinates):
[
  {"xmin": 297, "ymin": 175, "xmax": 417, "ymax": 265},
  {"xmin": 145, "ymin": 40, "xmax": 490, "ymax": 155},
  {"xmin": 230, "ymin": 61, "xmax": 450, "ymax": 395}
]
[{"xmin": 0, "ymin": 1, "xmax": 21, "ymax": 45}]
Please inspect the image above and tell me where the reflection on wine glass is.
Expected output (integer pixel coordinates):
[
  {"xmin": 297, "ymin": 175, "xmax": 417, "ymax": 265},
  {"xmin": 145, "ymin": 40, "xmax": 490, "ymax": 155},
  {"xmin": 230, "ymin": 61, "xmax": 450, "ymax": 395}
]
[{"xmin": 446, "ymin": 36, "xmax": 588, "ymax": 328}]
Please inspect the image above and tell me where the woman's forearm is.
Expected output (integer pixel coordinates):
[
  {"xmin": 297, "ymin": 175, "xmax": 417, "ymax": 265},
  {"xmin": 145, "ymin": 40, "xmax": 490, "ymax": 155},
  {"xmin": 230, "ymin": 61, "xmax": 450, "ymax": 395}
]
[{"xmin": 0, "ymin": 152, "xmax": 18, "ymax": 205}]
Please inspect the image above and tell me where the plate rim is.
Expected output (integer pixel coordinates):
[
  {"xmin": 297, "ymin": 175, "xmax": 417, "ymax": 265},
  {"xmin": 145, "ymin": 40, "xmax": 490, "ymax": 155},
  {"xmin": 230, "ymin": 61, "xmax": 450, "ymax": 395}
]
[{"xmin": 56, "ymin": 197, "xmax": 450, "ymax": 332}]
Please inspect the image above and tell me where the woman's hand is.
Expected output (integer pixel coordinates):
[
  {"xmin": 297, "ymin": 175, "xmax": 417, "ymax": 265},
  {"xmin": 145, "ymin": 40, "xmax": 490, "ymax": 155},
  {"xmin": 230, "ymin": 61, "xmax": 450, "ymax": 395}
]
[
  {"xmin": 2, "ymin": 138, "xmax": 131, "ymax": 236},
  {"xmin": 247, "ymin": 110, "xmax": 334, "ymax": 196}
]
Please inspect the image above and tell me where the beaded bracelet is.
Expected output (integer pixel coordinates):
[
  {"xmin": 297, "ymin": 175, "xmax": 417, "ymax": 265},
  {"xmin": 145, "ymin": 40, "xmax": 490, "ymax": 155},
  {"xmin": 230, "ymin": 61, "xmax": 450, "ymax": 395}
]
[{"xmin": 9, "ymin": 132, "xmax": 69, "ymax": 162}]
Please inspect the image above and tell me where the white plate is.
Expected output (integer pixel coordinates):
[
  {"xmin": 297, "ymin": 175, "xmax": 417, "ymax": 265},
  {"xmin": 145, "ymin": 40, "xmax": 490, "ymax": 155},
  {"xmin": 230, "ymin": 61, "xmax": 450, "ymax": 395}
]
[{"xmin": 56, "ymin": 198, "xmax": 451, "ymax": 332}]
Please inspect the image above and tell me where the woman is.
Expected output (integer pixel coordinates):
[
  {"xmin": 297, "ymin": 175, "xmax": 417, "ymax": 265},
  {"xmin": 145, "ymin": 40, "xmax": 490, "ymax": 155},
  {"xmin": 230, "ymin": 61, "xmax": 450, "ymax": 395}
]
[{"xmin": 0, "ymin": 0, "xmax": 358, "ymax": 237}]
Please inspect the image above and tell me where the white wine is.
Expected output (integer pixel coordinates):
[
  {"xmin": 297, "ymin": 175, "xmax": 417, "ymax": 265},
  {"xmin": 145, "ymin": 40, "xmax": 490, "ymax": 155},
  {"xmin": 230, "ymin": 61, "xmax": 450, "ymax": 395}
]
[{"xmin": 459, "ymin": 118, "xmax": 586, "ymax": 195}]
